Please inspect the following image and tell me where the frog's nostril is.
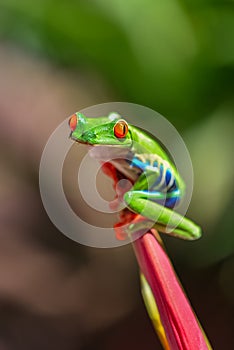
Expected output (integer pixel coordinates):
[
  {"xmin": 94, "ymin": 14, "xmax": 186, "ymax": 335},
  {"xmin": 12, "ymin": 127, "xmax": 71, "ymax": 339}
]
[{"xmin": 69, "ymin": 114, "xmax": 77, "ymax": 131}]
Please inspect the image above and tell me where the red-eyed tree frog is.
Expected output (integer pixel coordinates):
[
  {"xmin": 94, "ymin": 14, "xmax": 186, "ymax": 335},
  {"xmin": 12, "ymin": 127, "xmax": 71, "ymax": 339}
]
[
  {"xmin": 68, "ymin": 112, "xmax": 207, "ymax": 350},
  {"xmin": 68, "ymin": 112, "xmax": 201, "ymax": 241}
]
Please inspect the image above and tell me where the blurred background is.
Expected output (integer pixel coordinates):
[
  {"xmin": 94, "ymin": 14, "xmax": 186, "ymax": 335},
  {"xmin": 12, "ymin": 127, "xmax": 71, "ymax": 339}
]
[{"xmin": 0, "ymin": 0, "xmax": 233, "ymax": 349}]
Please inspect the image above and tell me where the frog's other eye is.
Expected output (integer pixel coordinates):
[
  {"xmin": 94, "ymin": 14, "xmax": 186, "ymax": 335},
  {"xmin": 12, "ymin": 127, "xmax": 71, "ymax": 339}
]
[
  {"xmin": 69, "ymin": 114, "xmax": 78, "ymax": 131},
  {"xmin": 114, "ymin": 120, "xmax": 128, "ymax": 138}
]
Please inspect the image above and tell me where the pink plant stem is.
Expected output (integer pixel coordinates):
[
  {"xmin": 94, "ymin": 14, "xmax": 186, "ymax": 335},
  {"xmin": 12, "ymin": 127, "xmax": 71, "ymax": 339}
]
[{"xmin": 133, "ymin": 230, "xmax": 209, "ymax": 350}]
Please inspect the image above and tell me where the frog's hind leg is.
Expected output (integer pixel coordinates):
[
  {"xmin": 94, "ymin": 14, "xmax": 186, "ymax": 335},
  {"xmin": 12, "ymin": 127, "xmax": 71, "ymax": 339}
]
[{"xmin": 124, "ymin": 190, "xmax": 201, "ymax": 240}]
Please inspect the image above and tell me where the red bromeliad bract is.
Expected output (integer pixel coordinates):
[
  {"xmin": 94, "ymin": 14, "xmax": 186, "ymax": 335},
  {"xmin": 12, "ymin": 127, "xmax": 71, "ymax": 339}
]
[
  {"xmin": 102, "ymin": 161, "xmax": 211, "ymax": 349},
  {"xmin": 133, "ymin": 230, "xmax": 210, "ymax": 350}
]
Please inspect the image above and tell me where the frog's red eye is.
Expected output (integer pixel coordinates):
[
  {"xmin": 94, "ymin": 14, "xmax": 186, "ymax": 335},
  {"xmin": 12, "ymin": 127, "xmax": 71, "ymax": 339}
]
[
  {"xmin": 114, "ymin": 120, "xmax": 128, "ymax": 138},
  {"xmin": 69, "ymin": 114, "xmax": 78, "ymax": 131}
]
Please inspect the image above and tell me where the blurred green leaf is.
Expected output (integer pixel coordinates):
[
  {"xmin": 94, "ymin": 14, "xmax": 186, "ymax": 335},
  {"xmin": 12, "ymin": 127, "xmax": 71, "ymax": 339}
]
[{"xmin": 0, "ymin": 0, "xmax": 234, "ymax": 127}]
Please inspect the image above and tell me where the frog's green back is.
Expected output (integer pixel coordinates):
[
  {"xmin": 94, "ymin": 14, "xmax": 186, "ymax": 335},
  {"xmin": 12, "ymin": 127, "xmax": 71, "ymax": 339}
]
[
  {"xmin": 129, "ymin": 125, "xmax": 172, "ymax": 163},
  {"xmin": 129, "ymin": 125, "xmax": 185, "ymax": 192}
]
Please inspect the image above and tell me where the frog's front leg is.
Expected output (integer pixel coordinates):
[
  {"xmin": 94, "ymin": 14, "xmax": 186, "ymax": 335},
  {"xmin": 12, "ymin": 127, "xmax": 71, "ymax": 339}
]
[{"xmin": 124, "ymin": 190, "xmax": 201, "ymax": 240}]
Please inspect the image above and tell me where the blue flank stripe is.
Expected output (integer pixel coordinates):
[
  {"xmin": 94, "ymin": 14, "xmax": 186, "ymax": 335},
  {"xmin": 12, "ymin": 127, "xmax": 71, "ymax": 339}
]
[
  {"xmin": 129, "ymin": 157, "xmax": 149, "ymax": 171},
  {"xmin": 130, "ymin": 156, "xmax": 178, "ymax": 192},
  {"xmin": 128, "ymin": 156, "xmax": 181, "ymax": 208}
]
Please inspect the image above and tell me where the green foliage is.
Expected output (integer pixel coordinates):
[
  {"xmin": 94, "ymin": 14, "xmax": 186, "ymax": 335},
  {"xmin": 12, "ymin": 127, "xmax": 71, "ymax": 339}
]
[{"xmin": 1, "ymin": 0, "xmax": 234, "ymax": 127}]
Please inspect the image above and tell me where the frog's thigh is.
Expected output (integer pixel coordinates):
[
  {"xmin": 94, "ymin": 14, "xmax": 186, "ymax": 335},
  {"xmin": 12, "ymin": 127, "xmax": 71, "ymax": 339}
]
[
  {"xmin": 124, "ymin": 190, "xmax": 172, "ymax": 222},
  {"xmin": 124, "ymin": 191, "xmax": 201, "ymax": 240}
]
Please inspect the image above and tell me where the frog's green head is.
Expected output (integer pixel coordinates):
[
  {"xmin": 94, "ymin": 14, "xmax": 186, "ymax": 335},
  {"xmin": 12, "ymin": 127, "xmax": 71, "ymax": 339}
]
[{"xmin": 69, "ymin": 112, "xmax": 132, "ymax": 147}]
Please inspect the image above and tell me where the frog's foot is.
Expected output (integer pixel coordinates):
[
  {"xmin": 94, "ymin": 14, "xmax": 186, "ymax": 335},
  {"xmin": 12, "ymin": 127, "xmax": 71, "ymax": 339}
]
[
  {"xmin": 110, "ymin": 178, "xmax": 133, "ymax": 211},
  {"xmin": 114, "ymin": 212, "xmax": 153, "ymax": 241},
  {"xmin": 101, "ymin": 162, "xmax": 122, "ymax": 185},
  {"xmin": 114, "ymin": 209, "xmax": 136, "ymax": 240},
  {"xmin": 101, "ymin": 161, "xmax": 133, "ymax": 211}
]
